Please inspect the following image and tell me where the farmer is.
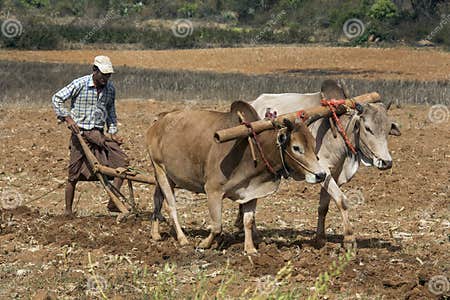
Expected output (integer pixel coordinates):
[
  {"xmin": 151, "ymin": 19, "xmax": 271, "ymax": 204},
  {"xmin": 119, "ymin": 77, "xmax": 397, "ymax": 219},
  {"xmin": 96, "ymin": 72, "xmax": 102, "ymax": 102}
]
[{"xmin": 52, "ymin": 55, "xmax": 129, "ymax": 216}]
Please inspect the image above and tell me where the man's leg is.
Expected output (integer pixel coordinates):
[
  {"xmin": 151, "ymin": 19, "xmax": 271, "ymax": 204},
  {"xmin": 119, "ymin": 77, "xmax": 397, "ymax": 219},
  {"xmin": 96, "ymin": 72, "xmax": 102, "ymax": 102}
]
[{"xmin": 65, "ymin": 179, "xmax": 78, "ymax": 216}]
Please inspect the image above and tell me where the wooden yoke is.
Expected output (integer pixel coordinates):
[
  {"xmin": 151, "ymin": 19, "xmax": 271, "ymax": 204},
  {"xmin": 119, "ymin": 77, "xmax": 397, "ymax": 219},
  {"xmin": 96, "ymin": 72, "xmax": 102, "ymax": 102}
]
[{"xmin": 214, "ymin": 92, "xmax": 380, "ymax": 143}]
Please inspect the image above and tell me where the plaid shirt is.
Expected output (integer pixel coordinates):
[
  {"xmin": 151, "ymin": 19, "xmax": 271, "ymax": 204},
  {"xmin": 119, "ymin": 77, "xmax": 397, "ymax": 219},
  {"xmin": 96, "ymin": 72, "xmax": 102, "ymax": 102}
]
[{"xmin": 52, "ymin": 75, "xmax": 118, "ymax": 134}]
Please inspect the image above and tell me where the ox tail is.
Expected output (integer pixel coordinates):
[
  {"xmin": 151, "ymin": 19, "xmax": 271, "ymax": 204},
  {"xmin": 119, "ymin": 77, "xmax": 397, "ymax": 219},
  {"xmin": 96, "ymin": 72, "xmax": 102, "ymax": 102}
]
[{"xmin": 151, "ymin": 183, "xmax": 166, "ymax": 222}]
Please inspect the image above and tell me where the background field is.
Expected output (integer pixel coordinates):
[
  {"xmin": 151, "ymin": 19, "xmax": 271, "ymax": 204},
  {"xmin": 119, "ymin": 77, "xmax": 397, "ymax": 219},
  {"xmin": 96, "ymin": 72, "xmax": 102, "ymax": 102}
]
[
  {"xmin": 1, "ymin": 47, "xmax": 450, "ymax": 80},
  {"xmin": 1, "ymin": 47, "xmax": 449, "ymax": 106}
]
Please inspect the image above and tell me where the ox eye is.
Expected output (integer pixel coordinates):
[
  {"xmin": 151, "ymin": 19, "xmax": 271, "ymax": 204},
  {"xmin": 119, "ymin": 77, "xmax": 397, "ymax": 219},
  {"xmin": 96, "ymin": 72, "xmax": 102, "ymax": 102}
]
[
  {"xmin": 293, "ymin": 145, "xmax": 304, "ymax": 154},
  {"xmin": 365, "ymin": 126, "xmax": 374, "ymax": 135}
]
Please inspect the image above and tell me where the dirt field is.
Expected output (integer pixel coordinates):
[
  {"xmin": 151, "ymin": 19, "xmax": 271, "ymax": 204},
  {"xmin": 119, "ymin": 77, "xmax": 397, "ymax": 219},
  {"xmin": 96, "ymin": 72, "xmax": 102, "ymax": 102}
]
[
  {"xmin": 1, "ymin": 46, "xmax": 450, "ymax": 81},
  {"xmin": 0, "ymin": 99, "xmax": 448, "ymax": 299}
]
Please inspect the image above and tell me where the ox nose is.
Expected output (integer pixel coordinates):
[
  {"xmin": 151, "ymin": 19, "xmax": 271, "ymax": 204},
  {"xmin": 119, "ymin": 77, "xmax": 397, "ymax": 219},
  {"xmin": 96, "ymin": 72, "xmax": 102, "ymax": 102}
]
[
  {"xmin": 315, "ymin": 172, "xmax": 326, "ymax": 182},
  {"xmin": 379, "ymin": 160, "xmax": 392, "ymax": 170}
]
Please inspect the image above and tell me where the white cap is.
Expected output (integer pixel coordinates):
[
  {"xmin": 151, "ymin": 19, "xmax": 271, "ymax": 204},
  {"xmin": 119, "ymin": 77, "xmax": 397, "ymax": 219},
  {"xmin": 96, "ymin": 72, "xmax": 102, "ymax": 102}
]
[{"xmin": 93, "ymin": 55, "xmax": 114, "ymax": 74}]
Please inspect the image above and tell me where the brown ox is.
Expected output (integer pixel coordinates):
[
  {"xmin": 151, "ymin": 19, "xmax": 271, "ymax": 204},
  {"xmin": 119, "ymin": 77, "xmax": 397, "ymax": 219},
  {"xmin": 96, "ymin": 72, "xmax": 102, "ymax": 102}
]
[{"xmin": 146, "ymin": 101, "xmax": 326, "ymax": 253}]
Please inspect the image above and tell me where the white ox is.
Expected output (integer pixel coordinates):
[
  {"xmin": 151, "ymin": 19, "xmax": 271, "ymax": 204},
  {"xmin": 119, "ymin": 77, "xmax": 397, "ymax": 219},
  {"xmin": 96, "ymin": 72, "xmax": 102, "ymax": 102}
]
[{"xmin": 242, "ymin": 80, "xmax": 401, "ymax": 247}]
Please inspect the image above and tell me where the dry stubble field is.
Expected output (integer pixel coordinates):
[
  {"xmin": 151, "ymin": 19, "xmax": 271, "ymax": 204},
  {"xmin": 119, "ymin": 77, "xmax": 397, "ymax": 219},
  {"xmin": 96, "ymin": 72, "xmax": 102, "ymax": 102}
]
[
  {"xmin": 0, "ymin": 47, "xmax": 449, "ymax": 299},
  {"xmin": 0, "ymin": 46, "xmax": 450, "ymax": 81}
]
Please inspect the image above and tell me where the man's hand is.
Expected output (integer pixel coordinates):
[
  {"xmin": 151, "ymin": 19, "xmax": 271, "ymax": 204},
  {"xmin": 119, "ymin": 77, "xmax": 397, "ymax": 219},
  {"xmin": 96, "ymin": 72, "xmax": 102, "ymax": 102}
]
[
  {"xmin": 109, "ymin": 134, "xmax": 124, "ymax": 145},
  {"xmin": 65, "ymin": 116, "xmax": 80, "ymax": 134}
]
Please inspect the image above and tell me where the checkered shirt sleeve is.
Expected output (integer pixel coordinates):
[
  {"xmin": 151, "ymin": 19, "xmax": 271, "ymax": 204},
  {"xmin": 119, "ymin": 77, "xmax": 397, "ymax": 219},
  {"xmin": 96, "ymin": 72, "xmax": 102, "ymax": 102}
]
[{"xmin": 52, "ymin": 75, "xmax": 118, "ymax": 134}]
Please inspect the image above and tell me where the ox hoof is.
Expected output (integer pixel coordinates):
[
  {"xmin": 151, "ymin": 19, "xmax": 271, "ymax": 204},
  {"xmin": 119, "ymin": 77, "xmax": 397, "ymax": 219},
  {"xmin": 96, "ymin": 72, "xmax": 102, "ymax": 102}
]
[
  {"xmin": 151, "ymin": 233, "xmax": 162, "ymax": 241},
  {"xmin": 244, "ymin": 247, "xmax": 258, "ymax": 255},
  {"xmin": 343, "ymin": 236, "xmax": 357, "ymax": 251},
  {"xmin": 151, "ymin": 220, "xmax": 161, "ymax": 241},
  {"xmin": 198, "ymin": 239, "xmax": 212, "ymax": 249},
  {"xmin": 116, "ymin": 212, "xmax": 131, "ymax": 224},
  {"xmin": 179, "ymin": 237, "xmax": 189, "ymax": 246}
]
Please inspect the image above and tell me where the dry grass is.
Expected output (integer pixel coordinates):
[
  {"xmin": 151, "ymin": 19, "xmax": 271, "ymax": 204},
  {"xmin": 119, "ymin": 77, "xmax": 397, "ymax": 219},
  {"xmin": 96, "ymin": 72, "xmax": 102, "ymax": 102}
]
[
  {"xmin": 0, "ymin": 46, "xmax": 449, "ymax": 81},
  {"xmin": 0, "ymin": 61, "xmax": 449, "ymax": 106}
]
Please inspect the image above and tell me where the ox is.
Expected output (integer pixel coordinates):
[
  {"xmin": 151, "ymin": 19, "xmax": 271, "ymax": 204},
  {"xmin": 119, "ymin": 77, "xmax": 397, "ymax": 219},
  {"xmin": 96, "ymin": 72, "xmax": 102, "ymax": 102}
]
[
  {"xmin": 244, "ymin": 80, "xmax": 401, "ymax": 247},
  {"xmin": 146, "ymin": 101, "xmax": 327, "ymax": 253}
]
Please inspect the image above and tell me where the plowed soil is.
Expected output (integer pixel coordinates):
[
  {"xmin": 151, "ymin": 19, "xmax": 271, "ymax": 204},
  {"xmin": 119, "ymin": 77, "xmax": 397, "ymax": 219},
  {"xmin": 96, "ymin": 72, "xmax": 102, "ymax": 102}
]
[{"xmin": 0, "ymin": 99, "xmax": 448, "ymax": 299}]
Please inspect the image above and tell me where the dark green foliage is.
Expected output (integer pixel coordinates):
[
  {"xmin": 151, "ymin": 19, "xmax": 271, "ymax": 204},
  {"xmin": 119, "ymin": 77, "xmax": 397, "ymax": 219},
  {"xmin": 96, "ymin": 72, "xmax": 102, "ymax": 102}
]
[
  {"xmin": 368, "ymin": 0, "xmax": 398, "ymax": 20},
  {"xmin": 0, "ymin": 19, "xmax": 60, "ymax": 49},
  {"xmin": 0, "ymin": 0, "xmax": 449, "ymax": 49}
]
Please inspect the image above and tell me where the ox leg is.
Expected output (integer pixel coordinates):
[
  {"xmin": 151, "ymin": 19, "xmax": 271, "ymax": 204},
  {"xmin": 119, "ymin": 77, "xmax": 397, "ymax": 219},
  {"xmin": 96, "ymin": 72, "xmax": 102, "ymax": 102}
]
[
  {"xmin": 320, "ymin": 176, "xmax": 356, "ymax": 249},
  {"xmin": 242, "ymin": 199, "xmax": 258, "ymax": 254},
  {"xmin": 235, "ymin": 203, "xmax": 259, "ymax": 238},
  {"xmin": 234, "ymin": 204, "xmax": 244, "ymax": 230},
  {"xmin": 199, "ymin": 190, "xmax": 223, "ymax": 249},
  {"xmin": 315, "ymin": 188, "xmax": 330, "ymax": 247},
  {"xmin": 153, "ymin": 164, "xmax": 189, "ymax": 246}
]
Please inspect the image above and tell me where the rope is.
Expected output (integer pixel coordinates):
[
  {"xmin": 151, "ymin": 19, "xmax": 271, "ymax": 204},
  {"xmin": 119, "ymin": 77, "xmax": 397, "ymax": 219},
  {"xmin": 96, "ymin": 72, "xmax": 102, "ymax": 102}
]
[
  {"xmin": 321, "ymin": 99, "xmax": 357, "ymax": 155},
  {"xmin": 283, "ymin": 149, "xmax": 320, "ymax": 175},
  {"xmin": 23, "ymin": 182, "xmax": 65, "ymax": 205},
  {"xmin": 241, "ymin": 120, "xmax": 319, "ymax": 178},
  {"xmin": 241, "ymin": 121, "xmax": 277, "ymax": 175},
  {"xmin": 277, "ymin": 141, "xmax": 290, "ymax": 178}
]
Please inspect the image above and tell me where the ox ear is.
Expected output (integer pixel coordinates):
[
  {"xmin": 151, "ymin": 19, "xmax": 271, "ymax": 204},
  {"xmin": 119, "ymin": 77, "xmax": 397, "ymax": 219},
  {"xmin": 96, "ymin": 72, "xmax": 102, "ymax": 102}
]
[
  {"xmin": 230, "ymin": 101, "xmax": 260, "ymax": 123},
  {"xmin": 277, "ymin": 127, "xmax": 288, "ymax": 146},
  {"xmin": 277, "ymin": 118, "xmax": 294, "ymax": 147},
  {"xmin": 389, "ymin": 122, "xmax": 401, "ymax": 136}
]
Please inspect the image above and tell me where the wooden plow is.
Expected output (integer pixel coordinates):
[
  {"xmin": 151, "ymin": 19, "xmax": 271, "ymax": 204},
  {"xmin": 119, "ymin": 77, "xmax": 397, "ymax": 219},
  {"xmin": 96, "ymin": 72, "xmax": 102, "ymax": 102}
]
[{"xmin": 75, "ymin": 132, "xmax": 155, "ymax": 221}]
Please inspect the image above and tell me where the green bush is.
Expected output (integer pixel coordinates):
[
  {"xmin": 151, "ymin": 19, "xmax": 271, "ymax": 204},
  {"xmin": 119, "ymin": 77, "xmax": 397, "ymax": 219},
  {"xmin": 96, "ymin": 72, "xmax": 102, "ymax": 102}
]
[
  {"xmin": 53, "ymin": 0, "xmax": 88, "ymax": 16},
  {"xmin": 368, "ymin": 0, "xmax": 398, "ymax": 21},
  {"xmin": 177, "ymin": 3, "xmax": 199, "ymax": 18},
  {"xmin": 433, "ymin": 25, "xmax": 450, "ymax": 45},
  {"xmin": 220, "ymin": 11, "xmax": 239, "ymax": 23},
  {"xmin": 17, "ymin": 0, "xmax": 50, "ymax": 9},
  {"xmin": 285, "ymin": 23, "xmax": 312, "ymax": 43},
  {"xmin": 0, "ymin": 20, "xmax": 60, "ymax": 49},
  {"xmin": 0, "ymin": 0, "xmax": 449, "ymax": 49},
  {"xmin": 329, "ymin": 1, "xmax": 371, "ymax": 32}
]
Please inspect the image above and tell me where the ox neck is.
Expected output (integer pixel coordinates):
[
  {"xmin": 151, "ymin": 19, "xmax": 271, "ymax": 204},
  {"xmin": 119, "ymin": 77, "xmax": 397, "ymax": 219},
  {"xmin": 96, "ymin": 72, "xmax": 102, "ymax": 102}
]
[
  {"xmin": 256, "ymin": 129, "xmax": 287, "ymax": 179},
  {"xmin": 337, "ymin": 112, "xmax": 360, "ymax": 158}
]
